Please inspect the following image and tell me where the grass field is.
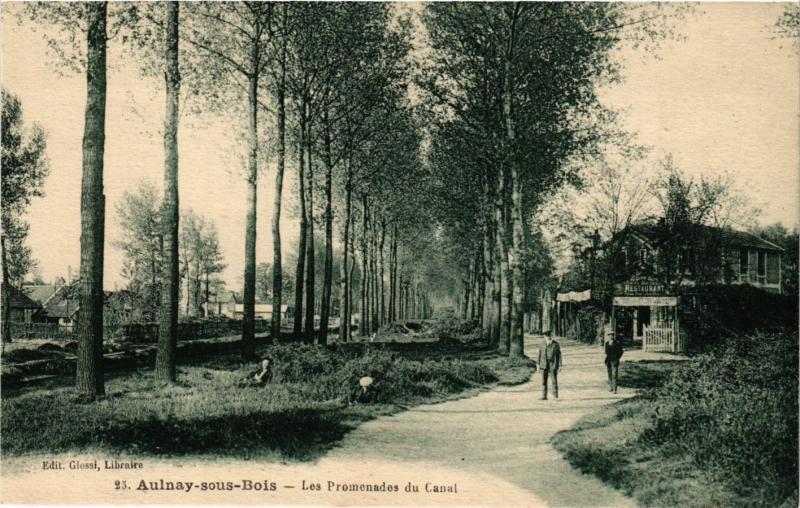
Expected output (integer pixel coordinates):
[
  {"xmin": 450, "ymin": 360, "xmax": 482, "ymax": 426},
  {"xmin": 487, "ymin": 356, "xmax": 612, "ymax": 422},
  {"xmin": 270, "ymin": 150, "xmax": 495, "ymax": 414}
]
[
  {"xmin": 2, "ymin": 321, "xmax": 534, "ymax": 461},
  {"xmin": 553, "ymin": 332, "xmax": 798, "ymax": 508}
]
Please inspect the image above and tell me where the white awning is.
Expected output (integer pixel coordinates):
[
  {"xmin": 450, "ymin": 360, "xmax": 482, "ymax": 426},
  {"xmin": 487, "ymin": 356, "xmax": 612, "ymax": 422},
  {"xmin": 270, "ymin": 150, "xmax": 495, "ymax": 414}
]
[{"xmin": 556, "ymin": 289, "xmax": 591, "ymax": 302}]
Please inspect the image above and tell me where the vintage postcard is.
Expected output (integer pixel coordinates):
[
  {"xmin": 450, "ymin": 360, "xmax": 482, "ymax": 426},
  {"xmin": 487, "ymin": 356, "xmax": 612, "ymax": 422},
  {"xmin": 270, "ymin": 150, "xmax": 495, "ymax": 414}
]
[{"xmin": 1, "ymin": 2, "xmax": 798, "ymax": 506}]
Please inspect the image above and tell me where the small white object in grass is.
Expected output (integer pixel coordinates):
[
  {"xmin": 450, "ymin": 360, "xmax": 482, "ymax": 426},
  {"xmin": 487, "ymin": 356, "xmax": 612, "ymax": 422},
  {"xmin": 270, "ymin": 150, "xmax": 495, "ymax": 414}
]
[{"xmin": 359, "ymin": 376, "xmax": 374, "ymax": 393}]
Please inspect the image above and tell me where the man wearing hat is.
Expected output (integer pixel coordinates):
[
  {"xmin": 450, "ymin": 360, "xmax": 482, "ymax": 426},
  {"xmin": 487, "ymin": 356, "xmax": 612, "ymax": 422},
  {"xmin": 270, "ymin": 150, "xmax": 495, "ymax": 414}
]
[
  {"xmin": 536, "ymin": 331, "xmax": 562, "ymax": 400},
  {"xmin": 604, "ymin": 328, "xmax": 624, "ymax": 393}
]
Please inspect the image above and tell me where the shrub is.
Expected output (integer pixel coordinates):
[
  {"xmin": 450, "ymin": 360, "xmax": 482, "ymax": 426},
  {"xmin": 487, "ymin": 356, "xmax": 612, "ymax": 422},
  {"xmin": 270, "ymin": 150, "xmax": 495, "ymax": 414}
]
[
  {"xmin": 432, "ymin": 316, "xmax": 481, "ymax": 340},
  {"xmin": 267, "ymin": 344, "xmax": 339, "ymax": 383},
  {"xmin": 642, "ymin": 331, "xmax": 798, "ymax": 505},
  {"xmin": 684, "ymin": 285, "xmax": 798, "ymax": 350}
]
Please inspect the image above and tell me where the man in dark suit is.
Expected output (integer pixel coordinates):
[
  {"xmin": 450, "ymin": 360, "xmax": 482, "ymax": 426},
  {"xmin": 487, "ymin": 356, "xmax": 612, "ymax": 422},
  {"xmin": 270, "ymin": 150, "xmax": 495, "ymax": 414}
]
[
  {"xmin": 604, "ymin": 329, "xmax": 623, "ymax": 393},
  {"xmin": 536, "ymin": 332, "xmax": 562, "ymax": 400}
]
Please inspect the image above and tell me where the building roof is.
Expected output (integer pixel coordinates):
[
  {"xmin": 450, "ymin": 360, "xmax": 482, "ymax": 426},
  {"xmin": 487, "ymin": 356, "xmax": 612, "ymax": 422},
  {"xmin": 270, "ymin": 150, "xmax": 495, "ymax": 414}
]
[
  {"xmin": 42, "ymin": 295, "xmax": 80, "ymax": 319},
  {"xmin": 626, "ymin": 223, "xmax": 784, "ymax": 253},
  {"xmin": 37, "ymin": 283, "xmax": 121, "ymax": 319},
  {"xmin": 22, "ymin": 284, "xmax": 61, "ymax": 305},
  {"xmin": 234, "ymin": 303, "xmax": 289, "ymax": 313},
  {"xmin": 7, "ymin": 285, "xmax": 43, "ymax": 309}
]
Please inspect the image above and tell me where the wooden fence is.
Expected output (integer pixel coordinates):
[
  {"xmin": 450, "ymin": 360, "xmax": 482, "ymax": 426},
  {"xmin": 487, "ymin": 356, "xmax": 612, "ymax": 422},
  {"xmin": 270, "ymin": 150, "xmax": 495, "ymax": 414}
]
[
  {"xmin": 8, "ymin": 319, "xmax": 270, "ymax": 343},
  {"xmin": 643, "ymin": 323, "xmax": 688, "ymax": 353}
]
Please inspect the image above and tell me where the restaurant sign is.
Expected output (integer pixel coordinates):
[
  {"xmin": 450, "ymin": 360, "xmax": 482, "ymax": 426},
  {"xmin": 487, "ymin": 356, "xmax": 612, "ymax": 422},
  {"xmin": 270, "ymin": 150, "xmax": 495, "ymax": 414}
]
[{"xmin": 615, "ymin": 277, "xmax": 667, "ymax": 296}]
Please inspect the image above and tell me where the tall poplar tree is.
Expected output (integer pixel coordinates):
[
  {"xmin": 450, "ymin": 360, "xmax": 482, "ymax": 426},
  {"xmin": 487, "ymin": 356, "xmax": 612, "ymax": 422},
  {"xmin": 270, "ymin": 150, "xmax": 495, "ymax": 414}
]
[
  {"xmin": 155, "ymin": 0, "xmax": 181, "ymax": 382},
  {"xmin": 183, "ymin": 2, "xmax": 277, "ymax": 359},
  {"xmin": 77, "ymin": 2, "xmax": 108, "ymax": 397}
]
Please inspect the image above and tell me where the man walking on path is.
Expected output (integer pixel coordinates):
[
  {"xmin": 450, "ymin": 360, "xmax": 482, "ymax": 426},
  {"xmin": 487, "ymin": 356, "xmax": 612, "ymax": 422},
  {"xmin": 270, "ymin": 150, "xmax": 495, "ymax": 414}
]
[
  {"xmin": 536, "ymin": 332, "xmax": 562, "ymax": 400},
  {"xmin": 604, "ymin": 329, "xmax": 623, "ymax": 393}
]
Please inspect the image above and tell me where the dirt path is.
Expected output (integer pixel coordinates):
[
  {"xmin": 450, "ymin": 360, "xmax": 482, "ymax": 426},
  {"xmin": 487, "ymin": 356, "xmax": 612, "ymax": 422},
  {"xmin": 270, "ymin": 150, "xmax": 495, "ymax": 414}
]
[
  {"xmin": 2, "ymin": 336, "xmax": 647, "ymax": 507},
  {"xmin": 311, "ymin": 335, "xmax": 638, "ymax": 507}
]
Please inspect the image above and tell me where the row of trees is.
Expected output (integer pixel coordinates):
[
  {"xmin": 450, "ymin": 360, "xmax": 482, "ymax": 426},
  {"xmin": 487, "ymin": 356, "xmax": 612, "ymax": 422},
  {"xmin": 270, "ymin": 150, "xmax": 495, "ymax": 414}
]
[
  {"xmin": 417, "ymin": 4, "xmax": 686, "ymax": 357},
  {"xmin": 20, "ymin": 2, "xmax": 436, "ymax": 399},
  {"xmin": 9, "ymin": 2, "xmax": 794, "ymax": 403}
]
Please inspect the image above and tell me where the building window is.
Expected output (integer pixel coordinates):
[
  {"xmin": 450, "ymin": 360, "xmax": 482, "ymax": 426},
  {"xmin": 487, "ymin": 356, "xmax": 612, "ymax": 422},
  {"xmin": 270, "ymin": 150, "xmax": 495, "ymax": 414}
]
[
  {"xmin": 739, "ymin": 249, "xmax": 748, "ymax": 280},
  {"xmin": 757, "ymin": 251, "xmax": 766, "ymax": 281}
]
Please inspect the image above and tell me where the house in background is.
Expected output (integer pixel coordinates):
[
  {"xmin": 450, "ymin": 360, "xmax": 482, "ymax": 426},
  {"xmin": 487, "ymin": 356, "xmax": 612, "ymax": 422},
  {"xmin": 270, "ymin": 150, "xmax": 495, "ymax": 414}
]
[
  {"xmin": 33, "ymin": 282, "xmax": 150, "ymax": 328},
  {"xmin": 609, "ymin": 223, "xmax": 784, "ymax": 352},
  {"xmin": 232, "ymin": 303, "xmax": 289, "ymax": 321},
  {"xmin": 6, "ymin": 285, "xmax": 43, "ymax": 323},
  {"xmin": 38, "ymin": 285, "xmax": 80, "ymax": 328},
  {"xmin": 618, "ymin": 223, "xmax": 784, "ymax": 293},
  {"xmin": 22, "ymin": 283, "xmax": 63, "ymax": 307},
  {"xmin": 202, "ymin": 291, "xmax": 239, "ymax": 318},
  {"xmin": 555, "ymin": 222, "xmax": 785, "ymax": 353}
]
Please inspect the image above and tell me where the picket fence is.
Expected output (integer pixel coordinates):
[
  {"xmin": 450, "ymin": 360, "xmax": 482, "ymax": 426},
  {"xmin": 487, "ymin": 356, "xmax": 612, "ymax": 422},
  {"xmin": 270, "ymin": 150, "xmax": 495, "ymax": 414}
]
[
  {"xmin": 643, "ymin": 323, "xmax": 688, "ymax": 353},
  {"xmin": 8, "ymin": 319, "xmax": 269, "ymax": 343}
]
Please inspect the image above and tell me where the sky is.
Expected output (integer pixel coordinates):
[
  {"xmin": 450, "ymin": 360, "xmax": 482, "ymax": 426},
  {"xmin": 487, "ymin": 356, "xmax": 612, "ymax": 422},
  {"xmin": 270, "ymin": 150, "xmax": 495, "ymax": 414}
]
[{"xmin": 1, "ymin": 2, "xmax": 798, "ymax": 291}]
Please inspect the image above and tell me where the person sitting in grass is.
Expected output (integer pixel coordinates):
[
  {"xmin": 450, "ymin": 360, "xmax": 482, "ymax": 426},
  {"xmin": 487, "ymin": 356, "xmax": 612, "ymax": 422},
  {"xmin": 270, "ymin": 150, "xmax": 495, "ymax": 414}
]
[
  {"xmin": 349, "ymin": 375, "xmax": 375, "ymax": 405},
  {"xmin": 603, "ymin": 329, "xmax": 623, "ymax": 393},
  {"xmin": 251, "ymin": 358, "xmax": 272, "ymax": 385}
]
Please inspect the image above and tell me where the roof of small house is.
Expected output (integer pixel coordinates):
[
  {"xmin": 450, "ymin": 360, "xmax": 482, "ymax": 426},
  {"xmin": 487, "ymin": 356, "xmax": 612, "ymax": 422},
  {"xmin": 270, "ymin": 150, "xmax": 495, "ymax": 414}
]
[
  {"xmin": 37, "ymin": 282, "xmax": 121, "ymax": 319},
  {"xmin": 22, "ymin": 284, "xmax": 61, "ymax": 305},
  {"xmin": 233, "ymin": 303, "xmax": 289, "ymax": 313},
  {"xmin": 42, "ymin": 294, "xmax": 80, "ymax": 319},
  {"xmin": 7, "ymin": 286, "xmax": 43, "ymax": 309},
  {"xmin": 625, "ymin": 223, "xmax": 784, "ymax": 253}
]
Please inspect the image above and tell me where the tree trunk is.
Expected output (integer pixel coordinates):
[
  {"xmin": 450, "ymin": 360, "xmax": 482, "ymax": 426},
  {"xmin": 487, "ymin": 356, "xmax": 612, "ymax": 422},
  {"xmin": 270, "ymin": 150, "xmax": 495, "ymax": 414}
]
[
  {"xmin": 365, "ymin": 243, "xmax": 372, "ymax": 333},
  {"xmin": 482, "ymin": 217, "xmax": 494, "ymax": 343},
  {"xmin": 388, "ymin": 226, "xmax": 394, "ymax": 323},
  {"xmin": 461, "ymin": 279, "xmax": 470, "ymax": 320},
  {"xmin": 338, "ymin": 163, "xmax": 351, "ymax": 343},
  {"xmin": 204, "ymin": 272, "xmax": 210, "ymax": 317},
  {"xmin": 365, "ymin": 230, "xmax": 373, "ymax": 334},
  {"xmin": 271, "ymin": 15, "xmax": 287, "ymax": 342},
  {"xmin": 503, "ymin": 192, "xmax": 513, "ymax": 352},
  {"xmin": 379, "ymin": 220, "xmax": 386, "ymax": 326},
  {"xmin": 476, "ymin": 245, "xmax": 485, "ymax": 326},
  {"xmin": 468, "ymin": 256, "xmax": 476, "ymax": 319},
  {"xmin": 398, "ymin": 281, "xmax": 403, "ymax": 320},
  {"xmin": 319, "ymin": 108, "xmax": 334, "ymax": 345},
  {"xmin": 184, "ymin": 267, "xmax": 190, "ymax": 315},
  {"xmin": 76, "ymin": 2, "xmax": 107, "ymax": 399},
  {"xmin": 496, "ymin": 164, "xmax": 510, "ymax": 354},
  {"xmin": 293, "ymin": 116, "xmax": 307, "ymax": 337},
  {"xmin": 303, "ymin": 111, "xmax": 315, "ymax": 344},
  {"xmin": 1, "ymin": 236, "xmax": 12, "ymax": 346},
  {"xmin": 241, "ymin": 53, "xmax": 260, "ymax": 361},
  {"xmin": 347, "ymin": 203, "xmax": 356, "ymax": 339},
  {"xmin": 504, "ymin": 9, "xmax": 524, "ymax": 357},
  {"xmin": 392, "ymin": 226, "xmax": 398, "ymax": 322},
  {"xmin": 370, "ymin": 228, "xmax": 378, "ymax": 333},
  {"xmin": 359, "ymin": 195, "xmax": 369, "ymax": 336},
  {"xmin": 405, "ymin": 282, "xmax": 411, "ymax": 320},
  {"xmin": 193, "ymin": 262, "xmax": 202, "ymax": 317}
]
